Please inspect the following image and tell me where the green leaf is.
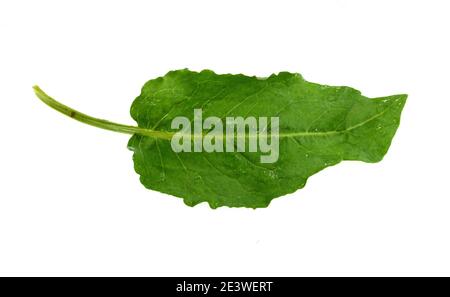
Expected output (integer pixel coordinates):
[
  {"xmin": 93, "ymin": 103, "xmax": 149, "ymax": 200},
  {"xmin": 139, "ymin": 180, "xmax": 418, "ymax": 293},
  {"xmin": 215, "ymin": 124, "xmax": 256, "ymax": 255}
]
[{"xmin": 34, "ymin": 69, "xmax": 406, "ymax": 208}]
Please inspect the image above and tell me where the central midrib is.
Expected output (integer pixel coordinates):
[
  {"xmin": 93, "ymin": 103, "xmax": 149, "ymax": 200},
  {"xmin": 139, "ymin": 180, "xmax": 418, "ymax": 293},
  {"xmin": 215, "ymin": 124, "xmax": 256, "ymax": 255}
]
[{"xmin": 135, "ymin": 108, "xmax": 389, "ymax": 139}]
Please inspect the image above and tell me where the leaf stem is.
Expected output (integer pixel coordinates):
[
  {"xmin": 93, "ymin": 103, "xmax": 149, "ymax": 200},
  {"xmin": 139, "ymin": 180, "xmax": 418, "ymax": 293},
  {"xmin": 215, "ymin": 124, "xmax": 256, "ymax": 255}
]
[{"xmin": 33, "ymin": 86, "xmax": 173, "ymax": 139}]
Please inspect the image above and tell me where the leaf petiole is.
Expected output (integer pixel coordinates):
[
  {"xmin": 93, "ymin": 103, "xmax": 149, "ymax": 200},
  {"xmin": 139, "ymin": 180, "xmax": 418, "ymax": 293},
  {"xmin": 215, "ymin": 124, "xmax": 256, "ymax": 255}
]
[{"xmin": 33, "ymin": 86, "xmax": 173, "ymax": 139}]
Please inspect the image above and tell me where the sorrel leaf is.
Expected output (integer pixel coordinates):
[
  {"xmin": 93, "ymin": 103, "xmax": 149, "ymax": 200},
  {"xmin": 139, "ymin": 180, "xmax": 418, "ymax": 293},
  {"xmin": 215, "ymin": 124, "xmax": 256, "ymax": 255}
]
[{"xmin": 34, "ymin": 70, "xmax": 406, "ymax": 208}]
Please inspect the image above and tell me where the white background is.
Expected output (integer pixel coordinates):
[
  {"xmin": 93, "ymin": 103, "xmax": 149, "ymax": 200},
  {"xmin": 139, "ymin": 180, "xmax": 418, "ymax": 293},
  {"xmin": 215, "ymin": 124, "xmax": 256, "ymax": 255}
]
[{"xmin": 0, "ymin": 0, "xmax": 449, "ymax": 276}]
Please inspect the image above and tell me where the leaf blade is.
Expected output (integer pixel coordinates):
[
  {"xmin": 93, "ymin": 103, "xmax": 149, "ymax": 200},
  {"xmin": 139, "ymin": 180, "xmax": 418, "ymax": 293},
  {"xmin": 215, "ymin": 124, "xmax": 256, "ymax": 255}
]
[{"xmin": 128, "ymin": 70, "xmax": 407, "ymax": 208}]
